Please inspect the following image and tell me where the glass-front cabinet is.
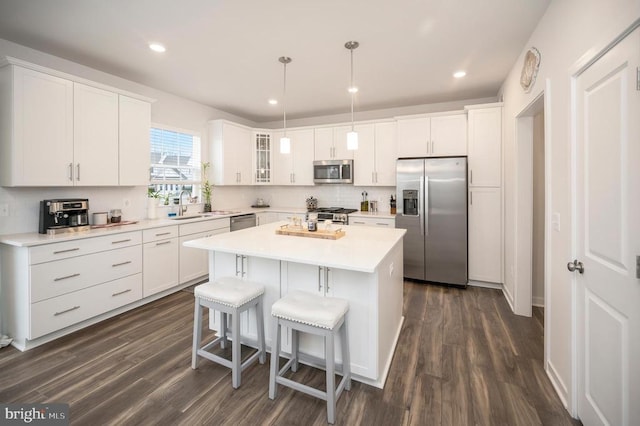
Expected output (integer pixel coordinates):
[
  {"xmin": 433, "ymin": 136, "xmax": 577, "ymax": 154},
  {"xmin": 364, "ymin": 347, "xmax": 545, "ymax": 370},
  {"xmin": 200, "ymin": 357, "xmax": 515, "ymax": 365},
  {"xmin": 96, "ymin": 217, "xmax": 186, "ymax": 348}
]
[{"xmin": 254, "ymin": 132, "xmax": 271, "ymax": 184}]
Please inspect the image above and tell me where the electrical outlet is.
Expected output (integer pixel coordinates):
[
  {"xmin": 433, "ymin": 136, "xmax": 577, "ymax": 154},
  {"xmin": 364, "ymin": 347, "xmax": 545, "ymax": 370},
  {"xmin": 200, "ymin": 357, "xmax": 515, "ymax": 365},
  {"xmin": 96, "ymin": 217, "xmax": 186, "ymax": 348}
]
[
  {"xmin": 552, "ymin": 212, "xmax": 561, "ymax": 232},
  {"xmin": 123, "ymin": 198, "xmax": 131, "ymax": 208},
  {"xmin": 0, "ymin": 203, "xmax": 8, "ymax": 217}
]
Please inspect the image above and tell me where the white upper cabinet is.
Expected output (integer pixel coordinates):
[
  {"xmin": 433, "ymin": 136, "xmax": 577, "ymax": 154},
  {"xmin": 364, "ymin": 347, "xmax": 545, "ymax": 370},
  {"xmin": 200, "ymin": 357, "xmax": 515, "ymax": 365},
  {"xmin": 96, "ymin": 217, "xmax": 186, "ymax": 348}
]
[
  {"xmin": 314, "ymin": 126, "xmax": 354, "ymax": 160},
  {"xmin": 253, "ymin": 131, "xmax": 272, "ymax": 185},
  {"xmin": 354, "ymin": 122, "xmax": 396, "ymax": 186},
  {"xmin": 0, "ymin": 61, "xmax": 152, "ymax": 187},
  {"xmin": 0, "ymin": 65, "xmax": 74, "ymax": 186},
  {"xmin": 272, "ymin": 128, "xmax": 314, "ymax": 185},
  {"xmin": 119, "ymin": 95, "xmax": 151, "ymax": 186},
  {"xmin": 396, "ymin": 113, "xmax": 467, "ymax": 158},
  {"xmin": 467, "ymin": 106, "xmax": 502, "ymax": 187},
  {"xmin": 209, "ymin": 120, "xmax": 253, "ymax": 185},
  {"xmin": 73, "ymin": 82, "xmax": 119, "ymax": 185}
]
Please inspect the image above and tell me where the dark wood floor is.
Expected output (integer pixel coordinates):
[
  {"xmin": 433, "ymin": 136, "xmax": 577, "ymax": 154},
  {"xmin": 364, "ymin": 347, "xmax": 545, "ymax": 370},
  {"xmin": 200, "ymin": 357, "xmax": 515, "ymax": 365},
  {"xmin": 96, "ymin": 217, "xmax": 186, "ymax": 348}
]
[{"xmin": 0, "ymin": 281, "xmax": 580, "ymax": 425}]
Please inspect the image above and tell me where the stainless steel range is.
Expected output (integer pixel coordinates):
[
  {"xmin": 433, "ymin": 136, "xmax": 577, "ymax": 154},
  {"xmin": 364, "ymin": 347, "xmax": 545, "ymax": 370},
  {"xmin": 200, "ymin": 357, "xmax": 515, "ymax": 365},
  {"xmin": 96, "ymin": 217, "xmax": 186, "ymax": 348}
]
[{"xmin": 306, "ymin": 207, "xmax": 358, "ymax": 224}]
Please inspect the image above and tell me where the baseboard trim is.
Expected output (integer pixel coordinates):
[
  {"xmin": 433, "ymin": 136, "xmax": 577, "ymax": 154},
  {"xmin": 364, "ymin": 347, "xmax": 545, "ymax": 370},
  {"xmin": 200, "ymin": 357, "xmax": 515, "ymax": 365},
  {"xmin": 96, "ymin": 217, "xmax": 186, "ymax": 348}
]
[
  {"xmin": 546, "ymin": 360, "xmax": 570, "ymax": 410},
  {"xmin": 468, "ymin": 280, "xmax": 502, "ymax": 290},
  {"xmin": 532, "ymin": 296, "xmax": 545, "ymax": 307}
]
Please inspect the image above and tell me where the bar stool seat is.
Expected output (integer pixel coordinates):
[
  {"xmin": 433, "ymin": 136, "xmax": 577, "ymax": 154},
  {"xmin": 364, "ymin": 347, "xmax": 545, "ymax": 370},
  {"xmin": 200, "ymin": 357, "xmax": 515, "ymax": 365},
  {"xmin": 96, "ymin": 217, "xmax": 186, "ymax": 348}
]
[
  {"xmin": 192, "ymin": 277, "xmax": 266, "ymax": 389},
  {"xmin": 269, "ymin": 290, "xmax": 351, "ymax": 424}
]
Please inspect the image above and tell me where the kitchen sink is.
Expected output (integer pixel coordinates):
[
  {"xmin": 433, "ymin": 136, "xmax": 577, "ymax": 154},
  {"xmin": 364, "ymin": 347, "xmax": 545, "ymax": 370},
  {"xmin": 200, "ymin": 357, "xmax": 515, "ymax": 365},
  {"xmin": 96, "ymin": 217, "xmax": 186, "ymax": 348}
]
[
  {"xmin": 169, "ymin": 215, "xmax": 205, "ymax": 220},
  {"xmin": 169, "ymin": 211, "xmax": 241, "ymax": 220}
]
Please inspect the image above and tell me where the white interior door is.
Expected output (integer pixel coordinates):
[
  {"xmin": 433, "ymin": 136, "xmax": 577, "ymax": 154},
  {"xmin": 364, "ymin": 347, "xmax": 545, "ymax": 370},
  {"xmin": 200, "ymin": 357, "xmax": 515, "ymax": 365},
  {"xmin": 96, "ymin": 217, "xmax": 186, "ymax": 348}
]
[{"xmin": 574, "ymin": 27, "xmax": 639, "ymax": 426}]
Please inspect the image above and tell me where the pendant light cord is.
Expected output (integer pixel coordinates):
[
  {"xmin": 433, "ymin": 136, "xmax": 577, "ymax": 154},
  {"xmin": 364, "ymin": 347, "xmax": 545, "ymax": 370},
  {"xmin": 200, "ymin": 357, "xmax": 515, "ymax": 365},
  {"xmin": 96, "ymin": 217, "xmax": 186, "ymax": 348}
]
[
  {"xmin": 350, "ymin": 47, "xmax": 355, "ymax": 132},
  {"xmin": 283, "ymin": 60, "xmax": 287, "ymax": 137}
]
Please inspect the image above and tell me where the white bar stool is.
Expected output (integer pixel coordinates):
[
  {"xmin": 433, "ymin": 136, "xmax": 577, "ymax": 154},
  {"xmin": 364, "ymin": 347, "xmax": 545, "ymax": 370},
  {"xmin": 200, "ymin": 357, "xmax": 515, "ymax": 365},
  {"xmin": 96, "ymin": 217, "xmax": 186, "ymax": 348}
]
[
  {"xmin": 268, "ymin": 290, "xmax": 351, "ymax": 424},
  {"xmin": 191, "ymin": 277, "xmax": 266, "ymax": 389}
]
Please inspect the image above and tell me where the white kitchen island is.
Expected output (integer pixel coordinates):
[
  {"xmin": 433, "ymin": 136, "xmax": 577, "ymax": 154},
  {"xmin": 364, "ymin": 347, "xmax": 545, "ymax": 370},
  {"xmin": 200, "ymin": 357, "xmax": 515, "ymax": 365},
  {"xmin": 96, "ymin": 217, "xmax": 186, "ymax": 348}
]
[{"xmin": 184, "ymin": 221, "xmax": 406, "ymax": 388}]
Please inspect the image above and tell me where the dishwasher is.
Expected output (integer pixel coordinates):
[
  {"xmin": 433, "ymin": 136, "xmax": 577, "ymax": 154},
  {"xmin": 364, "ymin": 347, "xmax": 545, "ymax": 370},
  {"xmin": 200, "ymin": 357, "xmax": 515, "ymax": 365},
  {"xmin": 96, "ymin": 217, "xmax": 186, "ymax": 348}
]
[{"xmin": 230, "ymin": 213, "xmax": 256, "ymax": 231}]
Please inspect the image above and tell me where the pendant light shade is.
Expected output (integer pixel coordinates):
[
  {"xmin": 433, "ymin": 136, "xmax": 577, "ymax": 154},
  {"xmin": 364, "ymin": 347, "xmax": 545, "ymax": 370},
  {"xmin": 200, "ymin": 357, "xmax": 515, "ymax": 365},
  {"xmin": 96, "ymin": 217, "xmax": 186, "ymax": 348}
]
[
  {"xmin": 345, "ymin": 41, "xmax": 359, "ymax": 150},
  {"xmin": 279, "ymin": 56, "xmax": 292, "ymax": 154}
]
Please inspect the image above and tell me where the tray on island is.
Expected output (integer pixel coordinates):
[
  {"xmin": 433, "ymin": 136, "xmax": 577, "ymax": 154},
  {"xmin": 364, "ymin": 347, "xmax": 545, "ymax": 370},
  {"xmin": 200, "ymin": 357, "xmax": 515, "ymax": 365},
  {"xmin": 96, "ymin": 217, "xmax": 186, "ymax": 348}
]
[{"xmin": 275, "ymin": 224, "xmax": 345, "ymax": 240}]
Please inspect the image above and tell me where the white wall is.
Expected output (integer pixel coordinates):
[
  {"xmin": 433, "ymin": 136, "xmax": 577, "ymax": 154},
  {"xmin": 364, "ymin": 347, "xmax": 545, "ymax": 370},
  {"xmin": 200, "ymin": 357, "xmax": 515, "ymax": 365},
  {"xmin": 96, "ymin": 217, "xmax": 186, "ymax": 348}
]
[{"xmin": 499, "ymin": 0, "xmax": 639, "ymax": 413}]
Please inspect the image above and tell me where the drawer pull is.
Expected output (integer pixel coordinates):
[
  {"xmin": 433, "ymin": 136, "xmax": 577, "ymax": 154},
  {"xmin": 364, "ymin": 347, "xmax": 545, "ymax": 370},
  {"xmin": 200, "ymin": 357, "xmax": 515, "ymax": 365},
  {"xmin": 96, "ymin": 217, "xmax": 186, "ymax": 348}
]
[
  {"xmin": 353, "ymin": 221, "xmax": 365, "ymax": 224},
  {"xmin": 112, "ymin": 239, "xmax": 132, "ymax": 244},
  {"xmin": 53, "ymin": 248, "xmax": 80, "ymax": 255},
  {"xmin": 54, "ymin": 305, "xmax": 80, "ymax": 316},
  {"xmin": 155, "ymin": 232, "xmax": 171, "ymax": 237},
  {"xmin": 112, "ymin": 261, "xmax": 132, "ymax": 267},
  {"xmin": 112, "ymin": 289, "xmax": 132, "ymax": 297},
  {"xmin": 53, "ymin": 273, "xmax": 80, "ymax": 282},
  {"xmin": 376, "ymin": 223, "xmax": 389, "ymax": 226},
  {"xmin": 156, "ymin": 240, "xmax": 171, "ymax": 246}
]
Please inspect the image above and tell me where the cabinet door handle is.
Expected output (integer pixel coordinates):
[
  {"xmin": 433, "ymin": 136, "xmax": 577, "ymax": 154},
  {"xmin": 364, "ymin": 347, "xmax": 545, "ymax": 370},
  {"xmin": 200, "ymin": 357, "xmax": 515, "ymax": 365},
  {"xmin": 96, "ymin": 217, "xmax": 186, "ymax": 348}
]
[
  {"xmin": 318, "ymin": 266, "xmax": 323, "ymax": 292},
  {"xmin": 112, "ymin": 288, "xmax": 132, "ymax": 297},
  {"xmin": 54, "ymin": 305, "xmax": 80, "ymax": 316},
  {"xmin": 112, "ymin": 261, "xmax": 132, "ymax": 267},
  {"xmin": 156, "ymin": 240, "xmax": 171, "ymax": 246},
  {"xmin": 112, "ymin": 239, "xmax": 132, "ymax": 244},
  {"xmin": 470, "ymin": 192, "xmax": 473, "ymax": 205},
  {"xmin": 236, "ymin": 254, "xmax": 241, "ymax": 276},
  {"xmin": 155, "ymin": 232, "xmax": 171, "ymax": 237},
  {"xmin": 326, "ymin": 267, "xmax": 331, "ymax": 293},
  {"xmin": 53, "ymin": 247, "xmax": 80, "ymax": 255},
  {"xmin": 242, "ymin": 255, "xmax": 247, "ymax": 277},
  {"xmin": 376, "ymin": 223, "xmax": 389, "ymax": 226},
  {"xmin": 470, "ymin": 169, "xmax": 473, "ymax": 184},
  {"xmin": 53, "ymin": 273, "xmax": 80, "ymax": 282},
  {"xmin": 76, "ymin": 163, "xmax": 80, "ymax": 181},
  {"xmin": 353, "ymin": 221, "xmax": 365, "ymax": 225},
  {"xmin": 68, "ymin": 163, "xmax": 73, "ymax": 181}
]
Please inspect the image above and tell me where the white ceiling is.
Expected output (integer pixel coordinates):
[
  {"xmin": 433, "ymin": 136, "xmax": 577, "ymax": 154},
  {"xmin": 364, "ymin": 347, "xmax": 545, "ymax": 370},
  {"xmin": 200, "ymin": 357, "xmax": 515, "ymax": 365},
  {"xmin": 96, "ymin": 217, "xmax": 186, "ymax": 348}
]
[{"xmin": 0, "ymin": 0, "xmax": 550, "ymax": 123}]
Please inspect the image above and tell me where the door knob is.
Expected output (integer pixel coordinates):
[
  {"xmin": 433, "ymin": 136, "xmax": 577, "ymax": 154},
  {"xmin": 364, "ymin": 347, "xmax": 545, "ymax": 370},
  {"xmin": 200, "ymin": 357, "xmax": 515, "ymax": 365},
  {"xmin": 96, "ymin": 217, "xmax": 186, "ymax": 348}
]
[{"xmin": 567, "ymin": 259, "xmax": 585, "ymax": 274}]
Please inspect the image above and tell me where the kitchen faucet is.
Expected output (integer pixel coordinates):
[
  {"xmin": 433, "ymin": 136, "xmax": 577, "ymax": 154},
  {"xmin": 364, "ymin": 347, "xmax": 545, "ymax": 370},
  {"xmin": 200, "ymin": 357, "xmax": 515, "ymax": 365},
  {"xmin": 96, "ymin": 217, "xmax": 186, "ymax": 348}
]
[{"xmin": 178, "ymin": 189, "xmax": 191, "ymax": 216}]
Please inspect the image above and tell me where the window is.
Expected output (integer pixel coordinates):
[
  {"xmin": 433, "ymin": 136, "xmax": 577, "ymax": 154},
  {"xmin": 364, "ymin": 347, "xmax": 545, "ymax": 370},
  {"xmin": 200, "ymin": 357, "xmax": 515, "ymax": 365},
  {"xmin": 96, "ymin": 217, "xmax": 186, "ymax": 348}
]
[{"xmin": 149, "ymin": 125, "xmax": 202, "ymax": 199}]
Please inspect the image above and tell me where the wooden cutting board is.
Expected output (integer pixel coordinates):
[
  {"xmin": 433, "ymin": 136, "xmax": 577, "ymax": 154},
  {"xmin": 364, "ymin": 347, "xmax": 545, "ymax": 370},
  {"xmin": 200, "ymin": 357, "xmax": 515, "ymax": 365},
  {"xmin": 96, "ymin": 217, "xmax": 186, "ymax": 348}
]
[{"xmin": 275, "ymin": 225, "xmax": 345, "ymax": 240}]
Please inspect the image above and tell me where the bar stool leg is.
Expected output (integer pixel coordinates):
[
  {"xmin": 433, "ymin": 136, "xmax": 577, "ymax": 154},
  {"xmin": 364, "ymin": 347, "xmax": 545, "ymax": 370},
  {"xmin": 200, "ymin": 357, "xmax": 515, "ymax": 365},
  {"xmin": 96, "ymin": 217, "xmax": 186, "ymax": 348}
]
[
  {"xmin": 291, "ymin": 328, "xmax": 299, "ymax": 372},
  {"xmin": 326, "ymin": 330, "xmax": 336, "ymax": 424},
  {"xmin": 256, "ymin": 300, "xmax": 266, "ymax": 364},
  {"xmin": 192, "ymin": 299, "xmax": 203, "ymax": 369},
  {"xmin": 269, "ymin": 318, "xmax": 281, "ymax": 399},
  {"xmin": 220, "ymin": 311, "xmax": 228, "ymax": 349},
  {"xmin": 231, "ymin": 311, "xmax": 241, "ymax": 388},
  {"xmin": 341, "ymin": 318, "xmax": 351, "ymax": 391}
]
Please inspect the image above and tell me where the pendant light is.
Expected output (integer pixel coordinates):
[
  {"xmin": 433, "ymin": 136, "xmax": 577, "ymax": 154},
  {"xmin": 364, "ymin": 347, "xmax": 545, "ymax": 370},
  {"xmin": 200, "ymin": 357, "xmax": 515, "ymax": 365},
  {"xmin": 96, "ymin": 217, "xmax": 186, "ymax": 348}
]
[
  {"xmin": 345, "ymin": 41, "xmax": 359, "ymax": 150},
  {"xmin": 279, "ymin": 56, "xmax": 292, "ymax": 154}
]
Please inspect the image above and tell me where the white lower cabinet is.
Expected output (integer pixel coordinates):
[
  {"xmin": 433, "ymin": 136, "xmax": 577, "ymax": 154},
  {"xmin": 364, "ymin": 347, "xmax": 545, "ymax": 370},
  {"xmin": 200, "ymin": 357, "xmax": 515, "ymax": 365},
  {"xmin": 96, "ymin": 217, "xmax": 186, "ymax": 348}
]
[
  {"xmin": 468, "ymin": 187, "xmax": 502, "ymax": 283},
  {"xmin": 277, "ymin": 212, "xmax": 306, "ymax": 223},
  {"xmin": 142, "ymin": 226, "xmax": 179, "ymax": 297},
  {"xmin": 209, "ymin": 252, "xmax": 281, "ymax": 347},
  {"xmin": 281, "ymin": 262, "xmax": 375, "ymax": 379},
  {"xmin": 349, "ymin": 216, "xmax": 395, "ymax": 228},
  {"xmin": 256, "ymin": 212, "xmax": 279, "ymax": 226},
  {"xmin": 179, "ymin": 219, "xmax": 230, "ymax": 284},
  {"xmin": 0, "ymin": 230, "xmax": 143, "ymax": 347}
]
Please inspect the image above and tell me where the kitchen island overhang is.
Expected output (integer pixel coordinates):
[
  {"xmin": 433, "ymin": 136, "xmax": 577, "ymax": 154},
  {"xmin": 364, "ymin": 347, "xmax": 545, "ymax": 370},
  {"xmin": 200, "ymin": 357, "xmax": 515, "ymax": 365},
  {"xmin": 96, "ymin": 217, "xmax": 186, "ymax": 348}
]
[{"xmin": 184, "ymin": 221, "xmax": 406, "ymax": 388}]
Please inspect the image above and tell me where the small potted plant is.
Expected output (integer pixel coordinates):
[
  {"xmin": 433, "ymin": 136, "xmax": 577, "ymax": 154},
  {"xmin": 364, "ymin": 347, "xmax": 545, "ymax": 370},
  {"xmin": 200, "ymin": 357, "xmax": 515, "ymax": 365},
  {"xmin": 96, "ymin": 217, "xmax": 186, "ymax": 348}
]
[
  {"xmin": 147, "ymin": 187, "xmax": 162, "ymax": 219},
  {"xmin": 202, "ymin": 162, "xmax": 213, "ymax": 212}
]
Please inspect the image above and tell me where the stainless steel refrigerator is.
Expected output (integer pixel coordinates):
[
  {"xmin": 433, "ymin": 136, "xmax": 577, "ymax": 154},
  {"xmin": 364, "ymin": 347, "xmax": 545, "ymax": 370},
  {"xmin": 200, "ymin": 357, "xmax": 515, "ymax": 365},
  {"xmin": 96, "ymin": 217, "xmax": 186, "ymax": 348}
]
[{"xmin": 396, "ymin": 157, "xmax": 468, "ymax": 287}]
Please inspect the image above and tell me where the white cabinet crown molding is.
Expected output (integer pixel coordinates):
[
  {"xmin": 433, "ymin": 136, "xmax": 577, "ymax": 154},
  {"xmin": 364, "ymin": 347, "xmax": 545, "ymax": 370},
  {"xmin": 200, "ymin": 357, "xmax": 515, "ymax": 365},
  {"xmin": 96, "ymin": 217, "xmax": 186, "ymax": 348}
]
[{"xmin": 1, "ymin": 56, "xmax": 156, "ymax": 103}]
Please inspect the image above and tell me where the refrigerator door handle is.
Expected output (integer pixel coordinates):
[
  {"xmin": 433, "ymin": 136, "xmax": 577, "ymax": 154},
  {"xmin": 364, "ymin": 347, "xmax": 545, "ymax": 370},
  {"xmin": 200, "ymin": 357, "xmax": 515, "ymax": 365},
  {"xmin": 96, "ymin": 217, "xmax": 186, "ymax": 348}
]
[
  {"xmin": 424, "ymin": 175, "xmax": 429, "ymax": 236},
  {"xmin": 419, "ymin": 176, "xmax": 425, "ymax": 236}
]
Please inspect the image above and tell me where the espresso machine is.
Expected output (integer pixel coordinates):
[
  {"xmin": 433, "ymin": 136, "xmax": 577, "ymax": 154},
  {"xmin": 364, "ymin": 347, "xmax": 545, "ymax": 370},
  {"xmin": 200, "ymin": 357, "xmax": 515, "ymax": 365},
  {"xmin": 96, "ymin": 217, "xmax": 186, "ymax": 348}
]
[{"xmin": 39, "ymin": 199, "xmax": 90, "ymax": 234}]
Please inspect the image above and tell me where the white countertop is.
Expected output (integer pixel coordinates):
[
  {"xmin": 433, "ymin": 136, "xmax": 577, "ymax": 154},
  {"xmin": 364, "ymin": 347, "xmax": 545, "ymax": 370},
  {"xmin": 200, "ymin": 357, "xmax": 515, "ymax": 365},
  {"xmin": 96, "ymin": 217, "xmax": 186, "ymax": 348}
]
[{"xmin": 184, "ymin": 221, "xmax": 406, "ymax": 273}]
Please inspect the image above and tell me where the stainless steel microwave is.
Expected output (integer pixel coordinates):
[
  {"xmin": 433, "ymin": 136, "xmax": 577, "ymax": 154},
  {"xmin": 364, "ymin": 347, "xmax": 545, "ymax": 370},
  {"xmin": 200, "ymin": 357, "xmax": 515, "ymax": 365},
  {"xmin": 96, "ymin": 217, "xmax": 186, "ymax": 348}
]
[{"xmin": 313, "ymin": 159, "xmax": 354, "ymax": 184}]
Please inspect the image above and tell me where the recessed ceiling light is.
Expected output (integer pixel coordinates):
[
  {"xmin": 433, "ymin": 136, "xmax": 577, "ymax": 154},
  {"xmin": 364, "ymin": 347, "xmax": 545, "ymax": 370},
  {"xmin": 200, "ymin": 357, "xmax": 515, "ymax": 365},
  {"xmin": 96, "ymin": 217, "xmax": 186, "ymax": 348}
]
[
  {"xmin": 453, "ymin": 70, "xmax": 466, "ymax": 78},
  {"xmin": 268, "ymin": 99, "xmax": 278, "ymax": 105},
  {"xmin": 149, "ymin": 43, "xmax": 166, "ymax": 53},
  {"xmin": 348, "ymin": 86, "xmax": 358, "ymax": 93}
]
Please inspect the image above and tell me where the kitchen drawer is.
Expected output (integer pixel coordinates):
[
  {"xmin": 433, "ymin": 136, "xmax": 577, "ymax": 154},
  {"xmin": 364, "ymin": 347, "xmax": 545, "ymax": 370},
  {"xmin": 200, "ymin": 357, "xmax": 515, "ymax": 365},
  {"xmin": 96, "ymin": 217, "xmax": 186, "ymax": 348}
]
[
  {"xmin": 30, "ymin": 245, "xmax": 142, "ymax": 303},
  {"xmin": 349, "ymin": 217, "xmax": 395, "ymax": 227},
  {"xmin": 30, "ymin": 273, "xmax": 142, "ymax": 339},
  {"xmin": 179, "ymin": 218, "xmax": 230, "ymax": 236},
  {"xmin": 143, "ymin": 226, "xmax": 179, "ymax": 243},
  {"xmin": 29, "ymin": 231, "xmax": 142, "ymax": 265}
]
